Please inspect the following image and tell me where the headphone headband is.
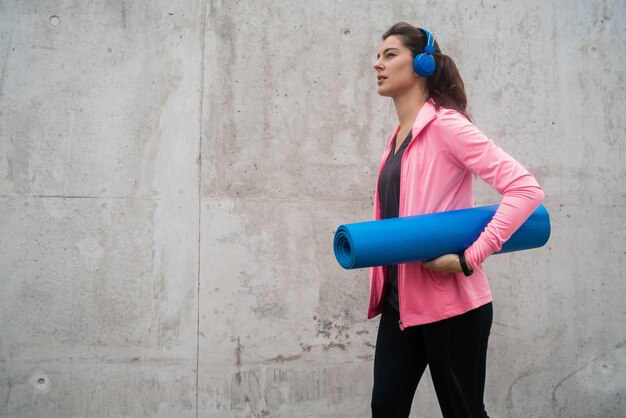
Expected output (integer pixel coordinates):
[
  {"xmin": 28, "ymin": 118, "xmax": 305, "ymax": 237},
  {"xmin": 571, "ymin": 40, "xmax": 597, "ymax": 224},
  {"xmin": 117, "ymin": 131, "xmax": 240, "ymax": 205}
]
[
  {"xmin": 419, "ymin": 28, "xmax": 435, "ymax": 51},
  {"xmin": 413, "ymin": 27, "xmax": 436, "ymax": 77}
]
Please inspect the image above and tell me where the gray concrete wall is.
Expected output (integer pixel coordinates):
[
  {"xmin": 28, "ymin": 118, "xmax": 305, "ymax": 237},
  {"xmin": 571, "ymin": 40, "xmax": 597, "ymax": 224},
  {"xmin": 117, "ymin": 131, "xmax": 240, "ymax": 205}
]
[{"xmin": 0, "ymin": 0, "xmax": 624, "ymax": 417}]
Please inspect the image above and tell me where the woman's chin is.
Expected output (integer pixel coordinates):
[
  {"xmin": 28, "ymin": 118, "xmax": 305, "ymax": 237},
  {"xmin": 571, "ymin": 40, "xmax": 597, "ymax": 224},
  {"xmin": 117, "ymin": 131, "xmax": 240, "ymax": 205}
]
[{"xmin": 377, "ymin": 87, "xmax": 393, "ymax": 97}]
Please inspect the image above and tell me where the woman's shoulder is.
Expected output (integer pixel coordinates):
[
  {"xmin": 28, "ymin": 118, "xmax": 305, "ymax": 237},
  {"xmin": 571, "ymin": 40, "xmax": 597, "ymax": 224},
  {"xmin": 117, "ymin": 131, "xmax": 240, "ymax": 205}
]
[
  {"xmin": 432, "ymin": 105, "xmax": 473, "ymax": 131},
  {"xmin": 434, "ymin": 104, "xmax": 468, "ymax": 119}
]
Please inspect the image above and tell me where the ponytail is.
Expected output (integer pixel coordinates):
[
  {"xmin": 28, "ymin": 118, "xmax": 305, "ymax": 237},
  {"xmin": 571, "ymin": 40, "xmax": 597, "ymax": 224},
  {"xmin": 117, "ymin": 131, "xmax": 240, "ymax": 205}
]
[
  {"xmin": 427, "ymin": 53, "xmax": 471, "ymax": 121},
  {"xmin": 382, "ymin": 22, "xmax": 472, "ymax": 121}
]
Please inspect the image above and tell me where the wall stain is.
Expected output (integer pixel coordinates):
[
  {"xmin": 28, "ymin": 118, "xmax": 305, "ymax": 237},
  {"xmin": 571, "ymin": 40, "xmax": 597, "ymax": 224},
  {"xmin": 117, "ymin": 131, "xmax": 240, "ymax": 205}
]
[
  {"xmin": 120, "ymin": 2, "xmax": 127, "ymax": 30},
  {"xmin": 550, "ymin": 339, "xmax": 626, "ymax": 414},
  {"xmin": 0, "ymin": 27, "xmax": 14, "ymax": 99},
  {"xmin": 322, "ymin": 342, "xmax": 347, "ymax": 351},
  {"xmin": 505, "ymin": 366, "xmax": 534, "ymax": 413},
  {"xmin": 230, "ymin": 370, "xmax": 262, "ymax": 411},
  {"xmin": 264, "ymin": 354, "xmax": 301, "ymax": 363},
  {"xmin": 235, "ymin": 337, "xmax": 242, "ymax": 367}
]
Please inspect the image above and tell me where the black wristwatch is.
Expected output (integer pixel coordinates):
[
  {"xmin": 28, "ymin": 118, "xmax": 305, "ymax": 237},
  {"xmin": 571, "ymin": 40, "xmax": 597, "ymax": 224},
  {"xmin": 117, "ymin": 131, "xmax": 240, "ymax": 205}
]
[{"xmin": 459, "ymin": 252, "xmax": 474, "ymax": 276}]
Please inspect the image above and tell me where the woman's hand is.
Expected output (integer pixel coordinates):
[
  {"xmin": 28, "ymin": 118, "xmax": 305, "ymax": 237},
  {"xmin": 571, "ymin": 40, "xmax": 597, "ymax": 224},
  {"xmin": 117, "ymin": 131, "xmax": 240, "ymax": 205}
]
[{"xmin": 420, "ymin": 254, "xmax": 463, "ymax": 273}]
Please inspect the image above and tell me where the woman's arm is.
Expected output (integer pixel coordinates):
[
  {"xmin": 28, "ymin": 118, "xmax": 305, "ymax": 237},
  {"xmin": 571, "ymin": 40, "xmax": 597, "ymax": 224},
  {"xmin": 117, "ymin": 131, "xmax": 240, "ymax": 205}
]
[{"xmin": 427, "ymin": 109, "xmax": 545, "ymax": 272}]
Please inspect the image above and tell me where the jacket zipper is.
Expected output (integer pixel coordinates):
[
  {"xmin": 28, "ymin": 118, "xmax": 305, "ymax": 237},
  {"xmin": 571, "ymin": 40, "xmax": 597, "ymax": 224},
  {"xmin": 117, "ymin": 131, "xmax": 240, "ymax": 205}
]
[
  {"xmin": 397, "ymin": 139, "xmax": 412, "ymax": 332},
  {"xmin": 397, "ymin": 132, "xmax": 421, "ymax": 332}
]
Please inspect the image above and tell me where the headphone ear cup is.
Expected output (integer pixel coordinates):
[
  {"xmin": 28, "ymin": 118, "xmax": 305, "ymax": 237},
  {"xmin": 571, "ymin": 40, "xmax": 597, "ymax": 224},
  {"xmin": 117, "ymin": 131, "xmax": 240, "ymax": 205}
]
[{"xmin": 413, "ymin": 53, "xmax": 435, "ymax": 77}]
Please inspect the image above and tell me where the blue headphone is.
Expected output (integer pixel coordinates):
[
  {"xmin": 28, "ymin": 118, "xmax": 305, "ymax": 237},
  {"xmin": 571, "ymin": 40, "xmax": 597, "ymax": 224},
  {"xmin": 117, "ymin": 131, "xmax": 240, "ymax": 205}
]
[{"xmin": 413, "ymin": 28, "xmax": 436, "ymax": 77}]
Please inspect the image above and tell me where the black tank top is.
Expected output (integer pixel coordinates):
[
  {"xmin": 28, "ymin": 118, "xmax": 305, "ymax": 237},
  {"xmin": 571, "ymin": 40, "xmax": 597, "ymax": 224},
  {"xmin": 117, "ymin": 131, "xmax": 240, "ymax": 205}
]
[{"xmin": 377, "ymin": 131, "xmax": 412, "ymax": 311}]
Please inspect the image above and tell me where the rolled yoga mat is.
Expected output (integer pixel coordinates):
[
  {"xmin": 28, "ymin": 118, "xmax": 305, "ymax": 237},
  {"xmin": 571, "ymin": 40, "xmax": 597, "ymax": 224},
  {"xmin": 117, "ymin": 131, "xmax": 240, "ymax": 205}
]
[{"xmin": 333, "ymin": 204, "xmax": 550, "ymax": 270}]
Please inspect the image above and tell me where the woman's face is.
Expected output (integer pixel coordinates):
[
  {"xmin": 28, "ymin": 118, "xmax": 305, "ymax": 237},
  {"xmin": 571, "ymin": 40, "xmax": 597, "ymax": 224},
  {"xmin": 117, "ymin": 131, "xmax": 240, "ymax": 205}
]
[{"xmin": 373, "ymin": 35, "xmax": 418, "ymax": 97}]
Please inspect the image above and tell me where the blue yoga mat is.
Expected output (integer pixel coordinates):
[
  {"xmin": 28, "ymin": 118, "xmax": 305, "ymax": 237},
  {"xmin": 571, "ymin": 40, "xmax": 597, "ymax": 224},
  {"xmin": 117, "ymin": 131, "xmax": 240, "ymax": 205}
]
[{"xmin": 333, "ymin": 204, "xmax": 550, "ymax": 270}]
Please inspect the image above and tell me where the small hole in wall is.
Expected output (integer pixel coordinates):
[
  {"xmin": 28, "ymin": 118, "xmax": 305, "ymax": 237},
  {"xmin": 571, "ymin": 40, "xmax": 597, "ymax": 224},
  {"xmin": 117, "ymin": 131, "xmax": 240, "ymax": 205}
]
[
  {"xmin": 37, "ymin": 378, "xmax": 46, "ymax": 385},
  {"xmin": 49, "ymin": 15, "xmax": 60, "ymax": 26}
]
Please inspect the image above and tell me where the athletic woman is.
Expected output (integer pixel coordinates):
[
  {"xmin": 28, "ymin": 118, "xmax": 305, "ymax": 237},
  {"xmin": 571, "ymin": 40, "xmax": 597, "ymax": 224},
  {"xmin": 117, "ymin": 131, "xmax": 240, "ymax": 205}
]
[{"xmin": 369, "ymin": 22, "xmax": 544, "ymax": 418}]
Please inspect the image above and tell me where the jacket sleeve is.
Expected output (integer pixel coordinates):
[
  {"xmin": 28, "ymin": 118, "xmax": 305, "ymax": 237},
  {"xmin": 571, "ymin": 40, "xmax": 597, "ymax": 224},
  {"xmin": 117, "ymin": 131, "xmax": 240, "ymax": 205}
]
[{"xmin": 436, "ymin": 109, "xmax": 545, "ymax": 269}]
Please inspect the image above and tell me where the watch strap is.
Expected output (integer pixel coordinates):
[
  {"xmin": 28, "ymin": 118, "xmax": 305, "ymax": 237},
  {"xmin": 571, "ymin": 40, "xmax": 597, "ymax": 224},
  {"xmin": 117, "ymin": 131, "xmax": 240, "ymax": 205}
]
[{"xmin": 459, "ymin": 252, "xmax": 474, "ymax": 276}]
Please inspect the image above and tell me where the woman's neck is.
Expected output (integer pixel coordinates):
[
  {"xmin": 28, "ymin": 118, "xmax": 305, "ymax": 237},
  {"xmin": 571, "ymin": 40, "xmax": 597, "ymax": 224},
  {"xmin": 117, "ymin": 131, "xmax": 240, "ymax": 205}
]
[{"xmin": 392, "ymin": 86, "xmax": 428, "ymax": 133}]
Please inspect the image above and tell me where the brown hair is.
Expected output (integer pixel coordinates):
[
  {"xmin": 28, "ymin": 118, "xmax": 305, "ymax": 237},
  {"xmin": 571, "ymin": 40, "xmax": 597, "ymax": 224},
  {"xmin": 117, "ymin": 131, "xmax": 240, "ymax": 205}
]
[{"xmin": 382, "ymin": 22, "xmax": 471, "ymax": 121}]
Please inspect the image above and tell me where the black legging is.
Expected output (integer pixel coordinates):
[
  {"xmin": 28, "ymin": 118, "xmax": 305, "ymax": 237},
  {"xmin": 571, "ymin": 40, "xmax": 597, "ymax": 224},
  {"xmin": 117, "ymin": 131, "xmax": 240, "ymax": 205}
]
[{"xmin": 371, "ymin": 301, "xmax": 493, "ymax": 418}]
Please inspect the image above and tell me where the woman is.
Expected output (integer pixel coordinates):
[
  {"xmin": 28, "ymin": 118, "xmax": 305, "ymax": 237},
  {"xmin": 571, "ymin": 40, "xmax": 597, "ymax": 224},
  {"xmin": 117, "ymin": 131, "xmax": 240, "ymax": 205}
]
[{"xmin": 369, "ymin": 23, "xmax": 544, "ymax": 418}]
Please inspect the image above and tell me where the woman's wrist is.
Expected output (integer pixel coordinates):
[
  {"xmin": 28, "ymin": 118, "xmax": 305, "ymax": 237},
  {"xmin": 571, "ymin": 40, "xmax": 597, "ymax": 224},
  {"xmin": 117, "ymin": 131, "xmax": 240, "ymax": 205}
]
[{"xmin": 458, "ymin": 252, "xmax": 474, "ymax": 276}]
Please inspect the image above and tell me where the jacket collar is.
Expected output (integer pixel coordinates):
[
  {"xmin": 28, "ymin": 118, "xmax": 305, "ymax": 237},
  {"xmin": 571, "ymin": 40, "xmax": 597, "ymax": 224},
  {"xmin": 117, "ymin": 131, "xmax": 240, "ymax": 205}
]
[
  {"xmin": 385, "ymin": 99, "xmax": 438, "ymax": 154},
  {"xmin": 411, "ymin": 98, "xmax": 437, "ymax": 138}
]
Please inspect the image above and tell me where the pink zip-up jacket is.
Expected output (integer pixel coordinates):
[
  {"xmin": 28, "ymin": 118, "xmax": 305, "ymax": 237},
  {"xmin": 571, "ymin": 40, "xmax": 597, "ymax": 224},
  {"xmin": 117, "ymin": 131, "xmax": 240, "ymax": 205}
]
[{"xmin": 369, "ymin": 99, "xmax": 544, "ymax": 329}]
